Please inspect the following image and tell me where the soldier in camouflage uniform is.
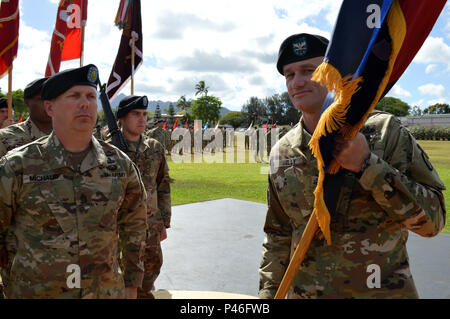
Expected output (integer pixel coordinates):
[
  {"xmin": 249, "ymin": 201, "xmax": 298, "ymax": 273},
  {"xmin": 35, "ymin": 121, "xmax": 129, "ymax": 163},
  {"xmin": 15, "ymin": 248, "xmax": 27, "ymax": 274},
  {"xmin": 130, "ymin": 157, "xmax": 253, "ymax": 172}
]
[
  {"xmin": 0, "ymin": 98, "xmax": 14, "ymax": 129},
  {"xmin": 0, "ymin": 77, "xmax": 52, "ymax": 296},
  {"xmin": 147, "ymin": 120, "xmax": 167, "ymax": 151},
  {"xmin": 259, "ymin": 33, "xmax": 446, "ymax": 299},
  {"xmin": 109, "ymin": 95, "xmax": 171, "ymax": 299},
  {"xmin": 0, "ymin": 65, "xmax": 147, "ymax": 299}
]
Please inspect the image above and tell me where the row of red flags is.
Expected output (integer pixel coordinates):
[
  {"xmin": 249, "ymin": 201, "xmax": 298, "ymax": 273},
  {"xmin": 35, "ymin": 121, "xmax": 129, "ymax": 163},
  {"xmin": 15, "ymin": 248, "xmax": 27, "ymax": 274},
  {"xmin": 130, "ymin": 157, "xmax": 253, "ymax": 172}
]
[{"xmin": 1, "ymin": 0, "xmax": 142, "ymax": 101}]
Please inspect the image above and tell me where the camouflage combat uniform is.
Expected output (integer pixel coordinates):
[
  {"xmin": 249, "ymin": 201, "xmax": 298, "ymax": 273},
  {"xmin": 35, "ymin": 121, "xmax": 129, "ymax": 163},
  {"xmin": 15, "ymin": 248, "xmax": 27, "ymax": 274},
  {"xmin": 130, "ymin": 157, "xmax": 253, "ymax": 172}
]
[
  {"xmin": 147, "ymin": 127, "xmax": 167, "ymax": 151},
  {"xmin": 0, "ymin": 132, "xmax": 147, "ymax": 298},
  {"xmin": 259, "ymin": 112, "xmax": 446, "ymax": 299},
  {"xmin": 107, "ymin": 134, "xmax": 171, "ymax": 298},
  {"xmin": 0, "ymin": 118, "xmax": 50, "ymax": 292}
]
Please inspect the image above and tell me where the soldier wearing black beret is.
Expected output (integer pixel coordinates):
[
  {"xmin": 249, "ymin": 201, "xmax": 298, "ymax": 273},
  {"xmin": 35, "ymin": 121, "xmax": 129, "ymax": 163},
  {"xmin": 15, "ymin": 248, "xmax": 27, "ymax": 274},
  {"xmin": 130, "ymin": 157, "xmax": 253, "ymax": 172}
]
[
  {"xmin": 0, "ymin": 64, "xmax": 147, "ymax": 299},
  {"xmin": 108, "ymin": 94, "xmax": 171, "ymax": 299},
  {"xmin": 116, "ymin": 95, "xmax": 149, "ymax": 119},
  {"xmin": 260, "ymin": 32, "xmax": 446, "ymax": 299},
  {"xmin": 0, "ymin": 76, "xmax": 51, "ymax": 156},
  {"xmin": 0, "ymin": 77, "xmax": 53, "ymax": 294},
  {"xmin": 0, "ymin": 98, "xmax": 13, "ymax": 129},
  {"xmin": 276, "ymin": 33, "xmax": 329, "ymax": 75}
]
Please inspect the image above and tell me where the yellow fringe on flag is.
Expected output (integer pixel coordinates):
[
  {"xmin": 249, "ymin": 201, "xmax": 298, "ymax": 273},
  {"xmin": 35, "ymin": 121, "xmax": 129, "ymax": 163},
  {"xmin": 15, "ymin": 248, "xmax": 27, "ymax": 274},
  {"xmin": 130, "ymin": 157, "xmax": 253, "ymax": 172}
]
[{"xmin": 307, "ymin": 0, "xmax": 407, "ymax": 246}]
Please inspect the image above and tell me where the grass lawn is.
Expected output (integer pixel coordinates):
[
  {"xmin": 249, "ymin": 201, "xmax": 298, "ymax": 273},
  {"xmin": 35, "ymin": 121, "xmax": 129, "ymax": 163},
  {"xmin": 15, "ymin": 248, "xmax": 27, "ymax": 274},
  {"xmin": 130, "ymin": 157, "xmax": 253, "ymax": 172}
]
[
  {"xmin": 168, "ymin": 160, "xmax": 268, "ymax": 206},
  {"xmin": 417, "ymin": 140, "xmax": 450, "ymax": 234},
  {"xmin": 168, "ymin": 141, "xmax": 450, "ymax": 234}
]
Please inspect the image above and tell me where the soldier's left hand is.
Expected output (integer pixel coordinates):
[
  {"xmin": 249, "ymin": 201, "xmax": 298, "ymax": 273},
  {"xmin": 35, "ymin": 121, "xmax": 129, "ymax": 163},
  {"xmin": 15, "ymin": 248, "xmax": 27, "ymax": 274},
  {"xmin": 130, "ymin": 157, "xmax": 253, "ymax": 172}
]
[{"xmin": 332, "ymin": 132, "xmax": 370, "ymax": 173}]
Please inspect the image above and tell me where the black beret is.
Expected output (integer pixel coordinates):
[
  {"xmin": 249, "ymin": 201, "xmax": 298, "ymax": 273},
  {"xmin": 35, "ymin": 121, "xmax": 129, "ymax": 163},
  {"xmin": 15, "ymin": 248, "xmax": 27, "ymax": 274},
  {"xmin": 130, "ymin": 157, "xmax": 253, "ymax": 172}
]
[
  {"xmin": 277, "ymin": 33, "xmax": 329, "ymax": 75},
  {"xmin": 0, "ymin": 98, "xmax": 9, "ymax": 109},
  {"xmin": 41, "ymin": 64, "xmax": 99, "ymax": 100},
  {"xmin": 24, "ymin": 77, "xmax": 48, "ymax": 99},
  {"xmin": 116, "ymin": 95, "xmax": 148, "ymax": 119}
]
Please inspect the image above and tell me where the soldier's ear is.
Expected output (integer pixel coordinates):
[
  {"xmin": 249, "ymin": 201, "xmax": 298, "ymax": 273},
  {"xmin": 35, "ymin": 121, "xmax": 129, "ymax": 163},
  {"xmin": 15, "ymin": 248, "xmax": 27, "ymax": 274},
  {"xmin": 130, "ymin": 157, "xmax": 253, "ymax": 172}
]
[{"xmin": 43, "ymin": 100, "xmax": 54, "ymax": 118}]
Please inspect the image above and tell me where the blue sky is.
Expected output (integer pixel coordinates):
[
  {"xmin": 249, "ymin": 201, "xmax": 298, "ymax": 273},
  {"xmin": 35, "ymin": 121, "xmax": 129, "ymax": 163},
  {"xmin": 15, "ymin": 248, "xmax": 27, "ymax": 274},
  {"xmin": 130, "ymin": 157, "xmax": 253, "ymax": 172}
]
[{"xmin": 1, "ymin": 0, "xmax": 449, "ymax": 112}]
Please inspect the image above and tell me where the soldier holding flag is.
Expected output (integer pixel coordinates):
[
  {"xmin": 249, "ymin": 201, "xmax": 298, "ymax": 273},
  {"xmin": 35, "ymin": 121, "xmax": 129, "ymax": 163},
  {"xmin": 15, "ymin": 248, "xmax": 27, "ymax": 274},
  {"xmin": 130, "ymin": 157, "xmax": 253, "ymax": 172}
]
[{"xmin": 259, "ymin": 31, "xmax": 446, "ymax": 299}]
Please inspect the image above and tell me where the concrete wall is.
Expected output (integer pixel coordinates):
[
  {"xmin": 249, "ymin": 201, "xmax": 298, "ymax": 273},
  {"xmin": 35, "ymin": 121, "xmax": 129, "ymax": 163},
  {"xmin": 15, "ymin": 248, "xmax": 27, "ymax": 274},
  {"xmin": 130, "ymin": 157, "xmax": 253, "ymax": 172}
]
[{"xmin": 399, "ymin": 114, "xmax": 450, "ymax": 127}]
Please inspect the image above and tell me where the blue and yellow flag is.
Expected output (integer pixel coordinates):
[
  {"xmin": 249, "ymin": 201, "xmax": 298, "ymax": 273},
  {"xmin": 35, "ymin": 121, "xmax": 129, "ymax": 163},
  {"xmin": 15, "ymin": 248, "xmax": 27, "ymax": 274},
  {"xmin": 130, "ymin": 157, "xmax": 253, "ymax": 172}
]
[{"xmin": 309, "ymin": 0, "xmax": 446, "ymax": 245}]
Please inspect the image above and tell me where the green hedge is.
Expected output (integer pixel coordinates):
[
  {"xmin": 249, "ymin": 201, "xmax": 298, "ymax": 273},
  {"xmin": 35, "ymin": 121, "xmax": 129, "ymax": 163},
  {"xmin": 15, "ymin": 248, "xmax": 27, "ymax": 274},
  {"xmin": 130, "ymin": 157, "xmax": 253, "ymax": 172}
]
[{"xmin": 408, "ymin": 126, "xmax": 450, "ymax": 141}]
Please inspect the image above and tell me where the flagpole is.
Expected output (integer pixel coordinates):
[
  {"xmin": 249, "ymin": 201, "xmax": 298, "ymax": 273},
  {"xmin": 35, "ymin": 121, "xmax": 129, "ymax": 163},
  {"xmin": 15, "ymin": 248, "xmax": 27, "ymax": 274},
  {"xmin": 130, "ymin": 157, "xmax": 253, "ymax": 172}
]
[
  {"xmin": 131, "ymin": 32, "xmax": 135, "ymax": 95},
  {"xmin": 7, "ymin": 65, "xmax": 13, "ymax": 121},
  {"xmin": 80, "ymin": 25, "xmax": 85, "ymax": 67},
  {"xmin": 274, "ymin": 213, "xmax": 318, "ymax": 299}
]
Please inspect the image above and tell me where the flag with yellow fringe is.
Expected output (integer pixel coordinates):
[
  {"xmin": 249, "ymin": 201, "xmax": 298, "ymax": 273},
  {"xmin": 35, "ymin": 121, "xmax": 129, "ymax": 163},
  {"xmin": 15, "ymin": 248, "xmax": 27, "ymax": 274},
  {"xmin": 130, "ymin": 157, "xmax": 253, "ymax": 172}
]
[{"xmin": 309, "ymin": 0, "xmax": 446, "ymax": 245}]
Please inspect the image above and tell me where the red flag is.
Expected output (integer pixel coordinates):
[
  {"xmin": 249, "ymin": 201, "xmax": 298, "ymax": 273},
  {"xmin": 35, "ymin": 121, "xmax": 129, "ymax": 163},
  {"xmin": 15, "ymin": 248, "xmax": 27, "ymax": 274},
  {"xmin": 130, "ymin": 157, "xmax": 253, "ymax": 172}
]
[
  {"xmin": 18, "ymin": 114, "xmax": 23, "ymax": 123},
  {"xmin": 263, "ymin": 122, "xmax": 268, "ymax": 132},
  {"xmin": 162, "ymin": 121, "xmax": 167, "ymax": 130},
  {"xmin": 184, "ymin": 121, "xmax": 188, "ymax": 129},
  {"xmin": 172, "ymin": 120, "xmax": 178, "ymax": 130},
  {"xmin": 0, "ymin": 0, "xmax": 19, "ymax": 78},
  {"xmin": 45, "ymin": 0, "xmax": 88, "ymax": 77}
]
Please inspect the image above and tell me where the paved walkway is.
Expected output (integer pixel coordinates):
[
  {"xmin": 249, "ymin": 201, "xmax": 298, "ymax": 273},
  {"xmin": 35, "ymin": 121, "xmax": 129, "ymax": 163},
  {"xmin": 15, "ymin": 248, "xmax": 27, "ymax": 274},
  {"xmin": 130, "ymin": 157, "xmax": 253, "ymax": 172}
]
[{"xmin": 156, "ymin": 199, "xmax": 450, "ymax": 299}]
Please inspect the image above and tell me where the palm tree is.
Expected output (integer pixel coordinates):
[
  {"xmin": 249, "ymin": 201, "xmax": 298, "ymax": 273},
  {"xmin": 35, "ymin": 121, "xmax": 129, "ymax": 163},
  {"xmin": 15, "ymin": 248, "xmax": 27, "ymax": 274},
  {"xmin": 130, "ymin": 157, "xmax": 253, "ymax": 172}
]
[
  {"xmin": 195, "ymin": 80, "xmax": 209, "ymax": 97},
  {"xmin": 176, "ymin": 95, "xmax": 192, "ymax": 111}
]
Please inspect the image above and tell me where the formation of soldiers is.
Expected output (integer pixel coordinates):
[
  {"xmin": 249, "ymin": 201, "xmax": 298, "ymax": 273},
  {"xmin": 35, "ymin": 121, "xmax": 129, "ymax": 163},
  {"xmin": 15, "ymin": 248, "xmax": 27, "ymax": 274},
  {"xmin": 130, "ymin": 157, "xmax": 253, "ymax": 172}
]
[
  {"xmin": 145, "ymin": 122, "xmax": 289, "ymax": 162},
  {"xmin": 0, "ymin": 32, "xmax": 446, "ymax": 300}
]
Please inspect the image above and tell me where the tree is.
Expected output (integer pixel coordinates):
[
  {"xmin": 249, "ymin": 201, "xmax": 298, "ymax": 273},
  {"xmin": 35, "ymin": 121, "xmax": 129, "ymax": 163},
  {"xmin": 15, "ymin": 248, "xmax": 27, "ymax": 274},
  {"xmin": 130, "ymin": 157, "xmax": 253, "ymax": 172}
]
[
  {"xmin": 375, "ymin": 97, "xmax": 410, "ymax": 116},
  {"xmin": 0, "ymin": 89, "xmax": 28, "ymax": 121},
  {"xmin": 165, "ymin": 103, "xmax": 175, "ymax": 117},
  {"xmin": 265, "ymin": 94, "xmax": 284, "ymax": 124},
  {"xmin": 191, "ymin": 95, "xmax": 222, "ymax": 124},
  {"xmin": 220, "ymin": 112, "xmax": 247, "ymax": 128},
  {"xmin": 281, "ymin": 92, "xmax": 301, "ymax": 125},
  {"xmin": 409, "ymin": 105, "xmax": 422, "ymax": 116},
  {"xmin": 423, "ymin": 103, "xmax": 450, "ymax": 115},
  {"xmin": 97, "ymin": 109, "xmax": 106, "ymax": 125},
  {"xmin": 241, "ymin": 96, "xmax": 266, "ymax": 125},
  {"xmin": 195, "ymin": 80, "xmax": 209, "ymax": 97},
  {"xmin": 154, "ymin": 104, "xmax": 161, "ymax": 119},
  {"xmin": 176, "ymin": 95, "xmax": 192, "ymax": 111}
]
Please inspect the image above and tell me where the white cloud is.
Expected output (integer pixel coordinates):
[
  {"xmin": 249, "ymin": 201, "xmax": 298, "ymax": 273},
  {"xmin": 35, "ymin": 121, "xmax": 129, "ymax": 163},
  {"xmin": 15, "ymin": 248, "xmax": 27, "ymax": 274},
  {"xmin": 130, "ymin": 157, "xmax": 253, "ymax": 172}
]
[
  {"xmin": 425, "ymin": 64, "xmax": 437, "ymax": 74},
  {"xmin": 418, "ymin": 83, "xmax": 448, "ymax": 98},
  {"xmin": 427, "ymin": 97, "xmax": 448, "ymax": 106},
  {"xmin": 414, "ymin": 37, "xmax": 450, "ymax": 68},
  {"xmin": 387, "ymin": 84, "xmax": 411, "ymax": 98}
]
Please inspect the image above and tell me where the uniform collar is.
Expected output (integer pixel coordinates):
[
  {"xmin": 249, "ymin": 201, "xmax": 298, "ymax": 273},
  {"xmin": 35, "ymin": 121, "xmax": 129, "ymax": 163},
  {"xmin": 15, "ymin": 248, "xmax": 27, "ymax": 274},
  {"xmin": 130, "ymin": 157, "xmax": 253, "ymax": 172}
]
[
  {"xmin": 24, "ymin": 117, "xmax": 49, "ymax": 140},
  {"xmin": 126, "ymin": 134, "xmax": 147, "ymax": 153},
  {"xmin": 44, "ymin": 132, "xmax": 108, "ymax": 172},
  {"xmin": 290, "ymin": 116, "xmax": 312, "ymax": 151}
]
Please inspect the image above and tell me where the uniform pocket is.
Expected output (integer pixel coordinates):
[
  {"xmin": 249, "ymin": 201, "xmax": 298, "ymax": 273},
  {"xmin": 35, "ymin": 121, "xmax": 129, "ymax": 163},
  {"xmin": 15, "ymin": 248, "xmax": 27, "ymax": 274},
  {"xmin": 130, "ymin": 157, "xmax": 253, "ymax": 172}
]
[
  {"xmin": 98, "ymin": 178, "xmax": 123, "ymax": 230},
  {"xmin": 273, "ymin": 164, "xmax": 316, "ymax": 228},
  {"xmin": 39, "ymin": 181, "xmax": 76, "ymax": 234}
]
